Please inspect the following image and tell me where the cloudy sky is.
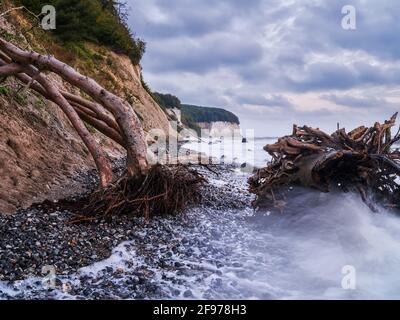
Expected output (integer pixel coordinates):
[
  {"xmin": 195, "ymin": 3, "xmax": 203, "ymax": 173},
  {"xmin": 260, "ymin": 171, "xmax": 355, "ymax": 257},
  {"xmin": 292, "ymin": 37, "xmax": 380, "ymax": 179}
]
[{"xmin": 127, "ymin": 0, "xmax": 400, "ymax": 137}]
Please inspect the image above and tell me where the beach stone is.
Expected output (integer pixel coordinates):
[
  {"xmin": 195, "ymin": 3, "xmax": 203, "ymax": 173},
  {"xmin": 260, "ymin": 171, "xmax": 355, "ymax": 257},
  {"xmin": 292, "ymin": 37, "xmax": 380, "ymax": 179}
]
[{"xmin": 183, "ymin": 290, "xmax": 193, "ymax": 298}]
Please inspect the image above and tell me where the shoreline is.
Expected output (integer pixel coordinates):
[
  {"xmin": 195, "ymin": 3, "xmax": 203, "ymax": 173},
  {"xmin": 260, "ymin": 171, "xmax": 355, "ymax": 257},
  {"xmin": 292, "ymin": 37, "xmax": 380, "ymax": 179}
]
[
  {"xmin": 0, "ymin": 163, "xmax": 253, "ymax": 299},
  {"xmin": 3, "ymin": 161, "xmax": 400, "ymax": 300}
]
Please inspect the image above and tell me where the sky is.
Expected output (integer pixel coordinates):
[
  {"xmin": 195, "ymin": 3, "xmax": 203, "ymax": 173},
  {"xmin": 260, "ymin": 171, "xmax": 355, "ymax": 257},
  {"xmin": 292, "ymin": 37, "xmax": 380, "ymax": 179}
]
[{"xmin": 127, "ymin": 0, "xmax": 400, "ymax": 137}]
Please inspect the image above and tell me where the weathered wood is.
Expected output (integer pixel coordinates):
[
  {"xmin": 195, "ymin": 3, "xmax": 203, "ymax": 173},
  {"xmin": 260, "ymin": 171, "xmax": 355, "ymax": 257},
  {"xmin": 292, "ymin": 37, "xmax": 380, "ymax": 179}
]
[
  {"xmin": 249, "ymin": 114, "xmax": 400, "ymax": 212},
  {"xmin": 0, "ymin": 38, "xmax": 149, "ymax": 176},
  {"xmin": 0, "ymin": 60, "xmax": 123, "ymax": 144},
  {"xmin": 0, "ymin": 36, "xmax": 153, "ymax": 188},
  {"xmin": 18, "ymin": 63, "xmax": 115, "ymax": 187},
  {"xmin": 0, "ymin": 37, "xmax": 207, "ymax": 219},
  {"xmin": 0, "ymin": 62, "xmax": 22, "ymax": 76}
]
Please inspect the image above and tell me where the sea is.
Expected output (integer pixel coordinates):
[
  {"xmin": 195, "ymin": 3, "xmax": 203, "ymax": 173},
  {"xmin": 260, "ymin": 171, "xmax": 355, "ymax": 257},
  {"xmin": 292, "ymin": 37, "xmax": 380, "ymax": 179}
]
[{"xmin": 2, "ymin": 137, "xmax": 400, "ymax": 299}]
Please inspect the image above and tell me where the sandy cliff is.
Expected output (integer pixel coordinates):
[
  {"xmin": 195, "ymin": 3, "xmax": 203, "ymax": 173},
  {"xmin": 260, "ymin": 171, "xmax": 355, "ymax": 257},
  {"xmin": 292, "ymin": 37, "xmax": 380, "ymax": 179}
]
[{"xmin": 0, "ymin": 13, "xmax": 175, "ymax": 213}]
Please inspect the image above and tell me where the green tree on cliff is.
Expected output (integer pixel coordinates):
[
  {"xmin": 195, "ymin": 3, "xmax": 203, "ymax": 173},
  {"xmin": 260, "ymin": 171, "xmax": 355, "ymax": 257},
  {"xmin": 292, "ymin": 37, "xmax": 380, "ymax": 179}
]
[{"xmin": 16, "ymin": 0, "xmax": 145, "ymax": 64}]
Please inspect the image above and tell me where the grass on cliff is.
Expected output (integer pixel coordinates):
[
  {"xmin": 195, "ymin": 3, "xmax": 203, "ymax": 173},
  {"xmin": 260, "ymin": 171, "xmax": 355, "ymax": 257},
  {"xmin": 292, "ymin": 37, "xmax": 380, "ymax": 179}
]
[{"xmin": 15, "ymin": 0, "xmax": 145, "ymax": 65}]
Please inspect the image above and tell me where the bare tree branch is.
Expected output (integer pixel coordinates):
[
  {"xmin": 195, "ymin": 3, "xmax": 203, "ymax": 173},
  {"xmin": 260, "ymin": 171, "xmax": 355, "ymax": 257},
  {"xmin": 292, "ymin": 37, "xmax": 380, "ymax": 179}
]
[{"xmin": 0, "ymin": 38, "xmax": 149, "ymax": 177}]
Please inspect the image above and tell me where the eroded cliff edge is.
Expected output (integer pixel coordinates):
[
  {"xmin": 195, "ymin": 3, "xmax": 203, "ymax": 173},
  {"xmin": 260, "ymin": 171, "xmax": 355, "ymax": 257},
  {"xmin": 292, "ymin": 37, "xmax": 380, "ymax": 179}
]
[{"xmin": 0, "ymin": 10, "xmax": 174, "ymax": 213}]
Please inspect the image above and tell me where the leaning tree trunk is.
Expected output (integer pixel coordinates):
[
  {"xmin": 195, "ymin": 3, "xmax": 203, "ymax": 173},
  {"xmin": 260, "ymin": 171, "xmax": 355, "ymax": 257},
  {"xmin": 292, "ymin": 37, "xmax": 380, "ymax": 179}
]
[
  {"xmin": 248, "ymin": 113, "xmax": 400, "ymax": 213},
  {"xmin": 0, "ymin": 36, "xmax": 149, "ymax": 186},
  {"xmin": 0, "ymin": 36, "xmax": 206, "ymax": 219}
]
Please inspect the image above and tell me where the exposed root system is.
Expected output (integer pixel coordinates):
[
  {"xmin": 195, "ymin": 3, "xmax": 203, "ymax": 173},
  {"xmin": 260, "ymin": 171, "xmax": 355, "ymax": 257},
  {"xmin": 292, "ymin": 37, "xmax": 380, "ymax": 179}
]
[
  {"xmin": 82, "ymin": 165, "xmax": 206, "ymax": 221},
  {"xmin": 248, "ymin": 113, "xmax": 400, "ymax": 213}
]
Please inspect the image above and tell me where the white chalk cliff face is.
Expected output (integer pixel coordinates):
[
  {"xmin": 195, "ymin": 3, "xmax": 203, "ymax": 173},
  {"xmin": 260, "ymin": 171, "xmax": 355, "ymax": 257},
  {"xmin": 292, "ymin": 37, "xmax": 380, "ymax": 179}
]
[{"xmin": 197, "ymin": 121, "xmax": 241, "ymax": 137}]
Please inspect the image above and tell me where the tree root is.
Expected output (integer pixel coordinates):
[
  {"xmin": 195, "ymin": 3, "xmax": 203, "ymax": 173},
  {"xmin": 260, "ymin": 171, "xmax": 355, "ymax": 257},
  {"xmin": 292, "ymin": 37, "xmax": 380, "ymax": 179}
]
[
  {"xmin": 79, "ymin": 165, "xmax": 206, "ymax": 222},
  {"xmin": 249, "ymin": 113, "xmax": 400, "ymax": 213}
]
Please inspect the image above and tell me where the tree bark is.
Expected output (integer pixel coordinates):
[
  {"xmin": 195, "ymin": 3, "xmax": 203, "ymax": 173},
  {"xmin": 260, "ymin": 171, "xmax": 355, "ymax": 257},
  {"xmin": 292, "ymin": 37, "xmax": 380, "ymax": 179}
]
[
  {"xmin": 249, "ymin": 114, "xmax": 400, "ymax": 212},
  {"xmin": 0, "ymin": 60, "xmax": 124, "ymax": 147},
  {"xmin": 73, "ymin": 104, "xmax": 126, "ymax": 147},
  {"xmin": 0, "ymin": 38, "xmax": 149, "ymax": 176},
  {"xmin": 0, "ymin": 58, "xmax": 124, "ymax": 148},
  {"xmin": 16, "ymin": 64, "xmax": 115, "ymax": 187},
  {"xmin": 0, "ymin": 62, "xmax": 23, "ymax": 76}
]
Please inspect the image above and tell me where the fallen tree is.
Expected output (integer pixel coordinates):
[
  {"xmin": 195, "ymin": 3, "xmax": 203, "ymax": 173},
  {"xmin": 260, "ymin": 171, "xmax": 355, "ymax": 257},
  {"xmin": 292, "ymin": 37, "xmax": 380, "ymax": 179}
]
[
  {"xmin": 0, "ymin": 36, "xmax": 204, "ymax": 218},
  {"xmin": 248, "ymin": 114, "xmax": 400, "ymax": 213}
]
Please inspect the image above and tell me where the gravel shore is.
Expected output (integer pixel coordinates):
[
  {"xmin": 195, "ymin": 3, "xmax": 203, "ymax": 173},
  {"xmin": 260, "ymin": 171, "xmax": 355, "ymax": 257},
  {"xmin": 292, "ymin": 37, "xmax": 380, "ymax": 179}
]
[
  {"xmin": 0, "ymin": 164, "xmax": 254, "ymax": 299},
  {"xmin": 4, "ymin": 162, "xmax": 393, "ymax": 300}
]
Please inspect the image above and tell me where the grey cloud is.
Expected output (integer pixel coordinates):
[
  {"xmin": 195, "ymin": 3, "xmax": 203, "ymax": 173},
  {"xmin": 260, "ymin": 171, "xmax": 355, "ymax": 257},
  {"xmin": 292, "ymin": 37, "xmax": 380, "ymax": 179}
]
[
  {"xmin": 290, "ymin": 0, "xmax": 400, "ymax": 61},
  {"xmin": 287, "ymin": 63, "xmax": 360, "ymax": 92},
  {"xmin": 143, "ymin": 34, "xmax": 264, "ymax": 74},
  {"xmin": 285, "ymin": 61, "xmax": 400, "ymax": 92},
  {"xmin": 127, "ymin": 0, "xmax": 400, "ymax": 135},
  {"xmin": 233, "ymin": 92, "xmax": 294, "ymax": 108},
  {"xmin": 127, "ymin": 0, "xmax": 263, "ymax": 40},
  {"xmin": 129, "ymin": 0, "xmax": 400, "ymax": 91},
  {"xmin": 321, "ymin": 93, "xmax": 396, "ymax": 109}
]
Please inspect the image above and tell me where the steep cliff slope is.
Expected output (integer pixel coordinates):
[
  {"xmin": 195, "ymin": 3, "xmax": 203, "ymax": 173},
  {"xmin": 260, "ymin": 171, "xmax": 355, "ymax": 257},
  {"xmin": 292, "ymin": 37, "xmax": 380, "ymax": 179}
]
[
  {"xmin": 0, "ymin": 9, "xmax": 174, "ymax": 213},
  {"xmin": 180, "ymin": 104, "xmax": 240, "ymax": 136},
  {"xmin": 152, "ymin": 92, "xmax": 241, "ymax": 137}
]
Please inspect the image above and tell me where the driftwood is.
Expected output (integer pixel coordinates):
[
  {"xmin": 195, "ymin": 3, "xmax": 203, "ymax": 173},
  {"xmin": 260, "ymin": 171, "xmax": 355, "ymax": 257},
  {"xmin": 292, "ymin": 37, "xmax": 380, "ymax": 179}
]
[{"xmin": 248, "ymin": 113, "xmax": 400, "ymax": 212}]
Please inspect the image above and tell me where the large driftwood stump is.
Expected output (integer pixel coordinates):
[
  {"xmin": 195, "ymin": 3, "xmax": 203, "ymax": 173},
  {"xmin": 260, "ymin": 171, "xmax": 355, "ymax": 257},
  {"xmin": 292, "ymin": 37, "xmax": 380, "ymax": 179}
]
[{"xmin": 248, "ymin": 114, "xmax": 400, "ymax": 213}]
